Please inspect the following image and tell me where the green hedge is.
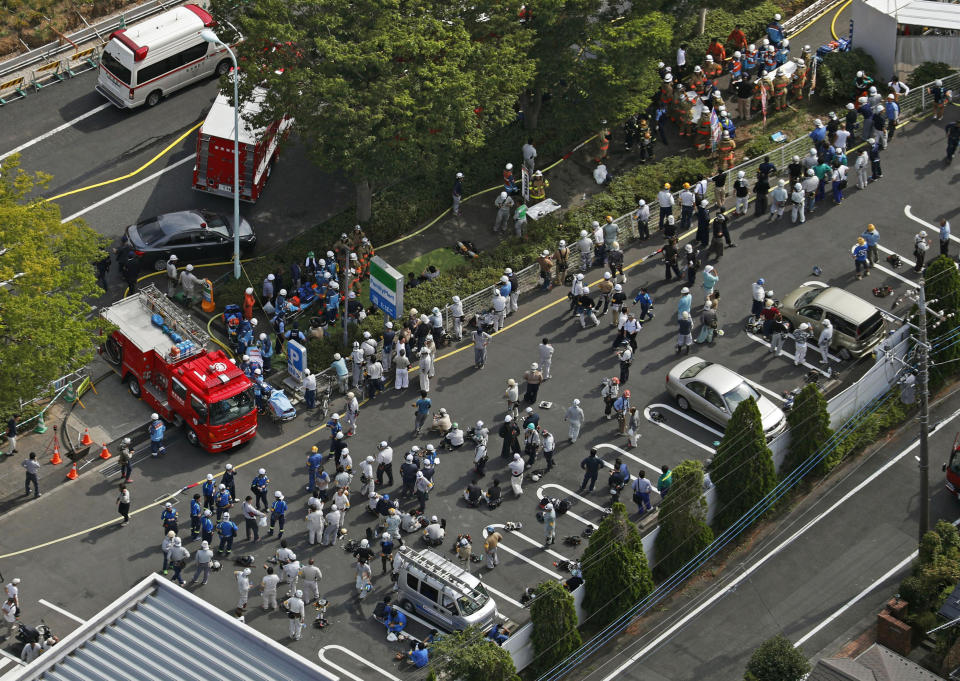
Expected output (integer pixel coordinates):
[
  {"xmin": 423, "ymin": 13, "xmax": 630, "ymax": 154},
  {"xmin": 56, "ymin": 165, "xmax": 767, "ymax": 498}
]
[
  {"xmin": 816, "ymin": 48, "xmax": 878, "ymax": 103},
  {"xmin": 907, "ymin": 62, "xmax": 957, "ymax": 89},
  {"xmin": 677, "ymin": 2, "xmax": 782, "ymax": 66}
]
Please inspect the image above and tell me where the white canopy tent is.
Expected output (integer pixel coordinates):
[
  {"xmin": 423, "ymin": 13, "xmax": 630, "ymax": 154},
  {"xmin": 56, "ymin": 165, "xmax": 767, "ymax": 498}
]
[{"xmin": 851, "ymin": 0, "xmax": 960, "ymax": 79}]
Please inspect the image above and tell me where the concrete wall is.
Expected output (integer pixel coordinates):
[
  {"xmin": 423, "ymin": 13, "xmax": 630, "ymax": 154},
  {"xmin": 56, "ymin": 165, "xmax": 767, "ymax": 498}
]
[{"xmin": 851, "ymin": 0, "xmax": 898, "ymax": 78}]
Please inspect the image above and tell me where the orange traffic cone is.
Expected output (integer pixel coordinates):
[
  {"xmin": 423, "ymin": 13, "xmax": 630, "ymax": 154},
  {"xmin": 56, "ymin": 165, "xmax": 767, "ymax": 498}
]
[
  {"xmin": 65, "ymin": 462, "xmax": 78, "ymax": 480},
  {"xmin": 80, "ymin": 429, "xmax": 93, "ymax": 447},
  {"xmin": 99, "ymin": 443, "xmax": 112, "ymax": 460},
  {"xmin": 50, "ymin": 440, "xmax": 62, "ymax": 465}
]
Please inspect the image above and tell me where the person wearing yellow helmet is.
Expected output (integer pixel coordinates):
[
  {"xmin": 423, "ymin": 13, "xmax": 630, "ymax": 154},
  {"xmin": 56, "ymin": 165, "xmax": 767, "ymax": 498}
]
[{"xmin": 852, "ymin": 236, "xmax": 870, "ymax": 280}]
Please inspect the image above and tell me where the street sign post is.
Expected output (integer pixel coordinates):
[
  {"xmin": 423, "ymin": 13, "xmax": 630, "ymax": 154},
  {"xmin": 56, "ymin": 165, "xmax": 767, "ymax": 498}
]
[
  {"xmin": 369, "ymin": 256, "xmax": 404, "ymax": 319},
  {"xmin": 286, "ymin": 339, "xmax": 307, "ymax": 382}
]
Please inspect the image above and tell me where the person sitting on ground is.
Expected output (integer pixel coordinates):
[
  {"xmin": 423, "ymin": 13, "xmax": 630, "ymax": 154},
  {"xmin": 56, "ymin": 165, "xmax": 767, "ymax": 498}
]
[
  {"xmin": 407, "ymin": 641, "xmax": 429, "ymax": 668},
  {"xmin": 423, "ymin": 516, "xmax": 445, "ymax": 545},
  {"xmin": 431, "ymin": 408, "xmax": 453, "ymax": 434},
  {"xmin": 385, "ymin": 607, "xmax": 407, "ymax": 635},
  {"xmin": 463, "ymin": 479, "xmax": 484, "ymax": 506},
  {"xmin": 376, "ymin": 494, "xmax": 398, "ymax": 518},
  {"xmin": 443, "ymin": 422, "xmax": 465, "ymax": 450},
  {"xmin": 486, "ymin": 478, "xmax": 503, "ymax": 509},
  {"xmin": 486, "ymin": 623, "xmax": 511, "ymax": 646},
  {"xmin": 406, "ymin": 272, "xmax": 420, "ymax": 290}
]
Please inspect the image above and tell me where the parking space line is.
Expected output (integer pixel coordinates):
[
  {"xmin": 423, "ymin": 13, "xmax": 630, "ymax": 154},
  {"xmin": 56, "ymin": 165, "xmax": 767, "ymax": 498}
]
[
  {"xmin": 536, "ymin": 484, "xmax": 602, "ymax": 529},
  {"xmin": 745, "ymin": 332, "xmax": 833, "ymax": 377},
  {"xmin": 877, "ymin": 244, "xmax": 916, "ymax": 268},
  {"xmin": 481, "ymin": 582, "xmax": 526, "ymax": 609},
  {"xmin": 318, "ymin": 645, "xmax": 400, "ymax": 681},
  {"xmin": 905, "ymin": 205, "xmax": 960, "ymax": 246},
  {"xmin": 744, "ymin": 378, "xmax": 788, "ymax": 404},
  {"xmin": 493, "ymin": 542, "xmax": 563, "ymax": 579},
  {"xmin": 594, "ymin": 443, "xmax": 659, "ymax": 472},
  {"xmin": 491, "ymin": 524, "xmax": 569, "ymax": 562},
  {"xmin": 647, "ymin": 404, "xmax": 723, "ymax": 437},
  {"xmin": 643, "ymin": 406, "xmax": 717, "ymax": 454},
  {"xmin": 0, "ymin": 650, "xmax": 23, "ymax": 667},
  {"xmin": 38, "ymin": 598, "xmax": 85, "ymax": 624}
]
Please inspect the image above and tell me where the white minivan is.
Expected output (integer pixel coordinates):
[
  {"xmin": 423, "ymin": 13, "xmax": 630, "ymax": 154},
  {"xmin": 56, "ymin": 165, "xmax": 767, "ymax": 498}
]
[{"xmin": 96, "ymin": 4, "xmax": 235, "ymax": 109}]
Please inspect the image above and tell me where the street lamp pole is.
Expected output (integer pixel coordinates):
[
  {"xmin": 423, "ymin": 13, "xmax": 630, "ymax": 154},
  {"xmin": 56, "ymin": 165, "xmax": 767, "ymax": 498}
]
[{"xmin": 200, "ymin": 30, "xmax": 241, "ymax": 280}]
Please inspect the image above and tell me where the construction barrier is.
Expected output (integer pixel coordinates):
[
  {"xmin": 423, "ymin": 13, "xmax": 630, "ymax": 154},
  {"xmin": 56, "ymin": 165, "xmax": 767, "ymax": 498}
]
[
  {"xmin": 65, "ymin": 46, "xmax": 100, "ymax": 78},
  {"xmin": 0, "ymin": 76, "xmax": 26, "ymax": 105},
  {"xmin": 31, "ymin": 59, "xmax": 65, "ymax": 91}
]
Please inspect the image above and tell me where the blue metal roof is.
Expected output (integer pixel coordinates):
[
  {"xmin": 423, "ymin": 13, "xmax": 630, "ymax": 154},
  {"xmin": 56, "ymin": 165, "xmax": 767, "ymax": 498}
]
[{"xmin": 13, "ymin": 575, "xmax": 334, "ymax": 681}]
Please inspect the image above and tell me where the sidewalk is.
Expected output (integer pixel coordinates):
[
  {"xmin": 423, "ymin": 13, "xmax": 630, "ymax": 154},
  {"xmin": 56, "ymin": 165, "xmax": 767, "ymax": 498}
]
[{"xmin": 0, "ymin": 355, "xmax": 154, "ymax": 515}]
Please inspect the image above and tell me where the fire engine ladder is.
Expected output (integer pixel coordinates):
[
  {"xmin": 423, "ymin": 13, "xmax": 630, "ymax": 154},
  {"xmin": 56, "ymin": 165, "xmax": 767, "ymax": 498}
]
[
  {"xmin": 401, "ymin": 547, "xmax": 479, "ymax": 598},
  {"xmin": 196, "ymin": 134, "xmax": 210, "ymax": 179},
  {"xmin": 137, "ymin": 284, "xmax": 209, "ymax": 347}
]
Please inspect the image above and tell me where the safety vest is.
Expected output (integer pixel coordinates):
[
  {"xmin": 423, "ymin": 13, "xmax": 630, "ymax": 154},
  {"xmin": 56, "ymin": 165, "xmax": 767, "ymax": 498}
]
[
  {"xmin": 729, "ymin": 60, "xmax": 743, "ymax": 78},
  {"xmin": 763, "ymin": 52, "xmax": 777, "ymax": 69},
  {"xmin": 530, "ymin": 178, "xmax": 548, "ymax": 200},
  {"xmin": 744, "ymin": 50, "xmax": 758, "ymax": 70},
  {"xmin": 599, "ymin": 128, "xmax": 610, "ymax": 152}
]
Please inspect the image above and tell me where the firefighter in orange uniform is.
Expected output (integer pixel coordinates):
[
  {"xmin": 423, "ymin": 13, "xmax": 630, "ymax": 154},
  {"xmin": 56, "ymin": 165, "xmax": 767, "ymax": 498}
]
[
  {"xmin": 597, "ymin": 121, "xmax": 611, "ymax": 161},
  {"xmin": 703, "ymin": 55, "xmax": 722, "ymax": 89},
  {"xmin": 772, "ymin": 67, "xmax": 789, "ymax": 112},
  {"xmin": 529, "ymin": 171, "xmax": 549, "ymax": 201},
  {"xmin": 752, "ymin": 72, "xmax": 771, "ymax": 116},
  {"xmin": 717, "ymin": 130, "xmax": 736, "ymax": 171},
  {"xmin": 357, "ymin": 237, "xmax": 374, "ymax": 280},
  {"xmin": 690, "ymin": 65, "xmax": 706, "ymax": 95},
  {"xmin": 790, "ymin": 58, "xmax": 807, "ymax": 101},
  {"xmin": 695, "ymin": 110, "xmax": 712, "ymax": 151}
]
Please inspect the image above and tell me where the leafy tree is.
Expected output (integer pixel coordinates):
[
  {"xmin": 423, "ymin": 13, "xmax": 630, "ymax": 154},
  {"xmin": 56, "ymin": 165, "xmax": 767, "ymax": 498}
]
[
  {"xmin": 925, "ymin": 255, "xmax": 960, "ymax": 389},
  {"xmin": 217, "ymin": 0, "xmax": 534, "ymax": 222},
  {"xmin": 653, "ymin": 459, "xmax": 714, "ymax": 581},
  {"xmin": 0, "ymin": 156, "xmax": 107, "ymax": 415},
  {"xmin": 530, "ymin": 580, "xmax": 582, "ymax": 677},
  {"xmin": 517, "ymin": 1, "xmax": 671, "ymax": 132},
  {"xmin": 783, "ymin": 384, "xmax": 834, "ymax": 478},
  {"xmin": 582, "ymin": 502, "xmax": 654, "ymax": 626},
  {"xmin": 907, "ymin": 61, "xmax": 957, "ymax": 88},
  {"xmin": 712, "ymin": 398, "xmax": 777, "ymax": 533},
  {"xmin": 428, "ymin": 626, "xmax": 520, "ymax": 681},
  {"xmin": 743, "ymin": 635, "xmax": 810, "ymax": 681},
  {"xmin": 816, "ymin": 48, "xmax": 877, "ymax": 103}
]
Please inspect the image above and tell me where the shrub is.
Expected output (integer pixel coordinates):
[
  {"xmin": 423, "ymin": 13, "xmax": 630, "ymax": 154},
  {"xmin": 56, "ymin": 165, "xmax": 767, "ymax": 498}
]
[
  {"xmin": 652, "ymin": 460, "xmax": 714, "ymax": 581},
  {"xmin": 907, "ymin": 62, "xmax": 957, "ymax": 89},
  {"xmin": 782, "ymin": 384, "xmax": 833, "ymax": 478},
  {"xmin": 743, "ymin": 635, "xmax": 810, "ymax": 681},
  {"xmin": 581, "ymin": 502, "xmax": 654, "ymax": 626},
  {"xmin": 712, "ymin": 398, "xmax": 777, "ymax": 533},
  {"xmin": 529, "ymin": 580, "xmax": 582, "ymax": 677},
  {"xmin": 428, "ymin": 626, "xmax": 520, "ymax": 681},
  {"xmin": 816, "ymin": 48, "xmax": 877, "ymax": 103},
  {"xmin": 925, "ymin": 256, "xmax": 960, "ymax": 390}
]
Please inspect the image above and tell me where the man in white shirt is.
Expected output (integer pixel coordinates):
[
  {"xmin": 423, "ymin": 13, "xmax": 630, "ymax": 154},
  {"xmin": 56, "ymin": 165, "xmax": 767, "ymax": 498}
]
[
  {"xmin": 283, "ymin": 590, "xmax": 306, "ymax": 640},
  {"xmin": 577, "ymin": 230, "xmax": 593, "ymax": 272},
  {"xmin": 260, "ymin": 567, "xmax": 280, "ymax": 610},
  {"xmin": 538, "ymin": 338, "xmax": 555, "ymax": 380},
  {"xmin": 306, "ymin": 503, "xmax": 326, "ymax": 545},
  {"xmin": 299, "ymin": 559, "xmax": 322, "ymax": 605},
  {"xmin": 509, "ymin": 453, "xmax": 525, "ymax": 496},
  {"xmin": 491, "ymin": 291, "xmax": 507, "ymax": 332},
  {"xmin": 657, "ymin": 183, "xmax": 675, "ymax": 231},
  {"xmin": 2, "ymin": 597, "xmax": 17, "ymax": 639},
  {"xmin": 21, "ymin": 641, "xmax": 42, "ymax": 663},
  {"xmin": 235, "ymin": 568, "xmax": 251, "ymax": 613},
  {"xmin": 444, "ymin": 424, "xmax": 465, "ymax": 450},
  {"xmin": 366, "ymin": 359, "xmax": 384, "ymax": 399},
  {"xmin": 450, "ymin": 295, "xmax": 464, "ymax": 340}
]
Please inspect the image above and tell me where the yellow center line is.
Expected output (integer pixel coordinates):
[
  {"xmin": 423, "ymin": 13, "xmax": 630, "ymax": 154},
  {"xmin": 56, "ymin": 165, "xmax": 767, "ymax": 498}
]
[{"xmin": 830, "ymin": 0, "xmax": 853, "ymax": 41}]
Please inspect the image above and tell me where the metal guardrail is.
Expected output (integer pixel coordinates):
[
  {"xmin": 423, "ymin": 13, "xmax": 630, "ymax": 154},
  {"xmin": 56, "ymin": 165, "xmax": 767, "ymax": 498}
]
[
  {"xmin": 0, "ymin": 0, "xmax": 187, "ymax": 82},
  {"xmin": 783, "ymin": 0, "xmax": 846, "ymax": 35}
]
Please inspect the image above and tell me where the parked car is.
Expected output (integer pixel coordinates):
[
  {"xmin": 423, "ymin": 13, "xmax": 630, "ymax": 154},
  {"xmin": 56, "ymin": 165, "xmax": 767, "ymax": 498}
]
[
  {"xmin": 665, "ymin": 357, "xmax": 786, "ymax": 440},
  {"xmin": 122, "ymin": 210, "xmax": 256, "ymax": 271},
  {"xmin": 780, "ymin": 284, "xmax": 885, "ymax": 359}
]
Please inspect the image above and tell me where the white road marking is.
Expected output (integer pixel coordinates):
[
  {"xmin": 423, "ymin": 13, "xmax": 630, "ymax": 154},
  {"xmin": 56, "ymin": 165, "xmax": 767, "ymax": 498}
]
[
  {"xmin": 744, "ymin": 377, "xmax": 788, "ymax": 404},
  {"xmin": 492, "ymin": 524, "xmax": 569, "ymax": 562},
  {"xmin": 60, "ymin": 153, "xmax": 193, "ymax": 223},
  {"xmin": 38, "ymin": 598, "xmax": 85, "ymax": 624},
  {"xmin": 482, "ymin": 582, "xmax": 525, "ymax": 609},
  {"xmin": 873, "ymin": 262, "xmax": 920, "ymax": 289},
  {"xmin": 0, "ymin": 103, "xmax": 112, "ymax": 161},
  {"xmin": 536, "ymin": 484, "xmax": 602, "ymax": 529},
  {"xmin": 595, "ymin": 443, "xmax": 659, "ymax": 472},
  {"xmin": 318, "ymin": 645, "xmax": 400, "ymax": 681},
  {"xmin": 493, "ymin": 541, "xmax": 563, "ymax": 579},
  {"xmin": 905, "ymin": 205, "xmax": 960, "ymax": 245},
  {"xmin": 746, "ymin": 331, "xmax": 834, "ymax": 377},
  {"xmin": 643, "ymin": 404, "xmax": 718, "ymax": 454},
  {"xmin": 877, "ymin": 244, "xmax": 916, "ymax": 269},
  {"xmin": 793, "ymin": 550, "xmax": 917, "ymax": 648},
  {"xmin": 595, "ymin": 404, "xmax": 960, "ymax": 681},
  {"xmin": 747, "ymin": 330, "xmax": 840, "ymax": 364}
]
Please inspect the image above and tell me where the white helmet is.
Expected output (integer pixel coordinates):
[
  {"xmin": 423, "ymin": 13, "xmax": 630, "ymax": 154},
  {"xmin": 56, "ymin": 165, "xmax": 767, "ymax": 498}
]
[
  {"xmin": 245, "ymin": 287, "xmax": 254, "ymax": 295},
  {"xmin": 452, "ymin": 295, "xmax": 460, "ymax": 303},
  {"xmin": 857, "ymin": 70, "xmax": 864, "ymax": 78},
  {"xmin": 638, "ymin": 199, "xmax": 646, "ymax": 207},
  {"xmin": 580, "ymin": 230, "xmax": 588, "ymax": 237},
  {"xmin": 499, "ymin": 191, "xmax": 507, "ymax": 200},
  {"xmin": 774, "ymin": 12, "xmax": 781, "ymax": 20},
  {"xmin": 558, "ymin": 239, "xmax": 566, "ymax": 247},
  {"xmin": 476, "ymin": 420, "xmax": 484, "ymax": 428},
  {"xmin": 782, "ymin": 38, "xmax": 789, "ymax": 47},
  {"xmin": 123, "ymin": 437, "xmax": 131, "ymax": 444},
  {"xmin": 279, "ymin": 289, "xmax": 287, "ymax": 296},
  {"xmin": 734, "ymin": 51, "xmax": 741, "ymax": 59},
  {"xmin": 614, "ymin": 284, "xmax": 622, "ymax": 292},
  {"xmin": 705, "ymin": 55, "xmax": 714, "ymax": 63},
  {"xmin": 151, "ymin": 413, "xmax": 159, "ymax": 420},
  {"xmin": 799, "ymin": 323, "xmax": 810, "ymax": 330},
  {"xmin": 505, "ymin": 163, "xmax": 513, "ymax": 171},
  {"xmin": 748, "ymin": 44, "xmax": 756, "ymax": 51},
  {"xmin": 737, "ymin": 170, "xmax": 745, "ymax": 178}
]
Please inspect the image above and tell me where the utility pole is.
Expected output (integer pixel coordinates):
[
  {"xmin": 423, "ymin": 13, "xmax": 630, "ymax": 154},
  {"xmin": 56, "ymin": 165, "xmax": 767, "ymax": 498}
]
[
  {"xmin": 918, "ymin": 278, "xmax": 930, "ymax": 542},
  {"xmin": 343, "ymin": 250, "xmax": 351, "ymax": 350}
]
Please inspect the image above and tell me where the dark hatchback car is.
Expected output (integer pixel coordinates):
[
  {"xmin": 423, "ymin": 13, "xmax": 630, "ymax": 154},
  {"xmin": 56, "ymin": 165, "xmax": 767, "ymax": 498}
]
[{"xmin": 122, "ymin": 210, "xmax": 256, "ymax": 271}]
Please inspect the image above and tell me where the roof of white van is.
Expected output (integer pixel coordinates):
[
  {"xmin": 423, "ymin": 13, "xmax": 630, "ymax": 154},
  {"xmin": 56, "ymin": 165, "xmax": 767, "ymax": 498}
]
[
  {"xmin": 201, "ymin": 88, "xmax": 268, "ymax": 145},
  {"xmin": 115, "ymin": 4, "xmax": 212, "ymax": 51}
]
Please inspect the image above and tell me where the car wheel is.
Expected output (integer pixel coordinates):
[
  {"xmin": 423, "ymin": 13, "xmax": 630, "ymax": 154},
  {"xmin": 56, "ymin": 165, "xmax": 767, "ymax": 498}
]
[
  {"xmin": 838, "ymin": 348, "xmax": 851, "ymax": 361},
  {"xmin": 185, "ymin": 427, "xmax": 200, "ymax": 447},
  {"xmin": 400, "ymin": 599, "xmax": 414, "ymax": 612},
  {"xmin": 676, "ymin": 395, "xmax": 690, "ymax": 411},
  {"xmin": 146, "ymin": 90, "xmax": 162, "ymax": 107},
  {"xmin": 216, "ymin": 59, "xmax": 231, "ymax": 77},
  {"xmin": 128, "ymin": 377, "xmax": 141, "ymax": 398},
  {"xmin": 154, "ymin": 258, "xmax": 168, "ymax": 272}
]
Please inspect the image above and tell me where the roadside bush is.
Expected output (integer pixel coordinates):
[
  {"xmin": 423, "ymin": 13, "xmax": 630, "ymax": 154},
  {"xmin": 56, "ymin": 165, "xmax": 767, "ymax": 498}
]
[
  {"xmin": 925, "ymin": 256, "xmax": 960, "ymax": 390},
  {"xmin": 529, "ymin": 580, "xmax": 582, "ymax": 677},
  {"xmin": 743, "ymin": 635, "xmax": 810, "ymax": 681},
  {"xmin": 829, "ymin": 395, "xmax": 907, "ymax": 463},
  {"xmin": 428, "ymin": 625, "xmax": 520, "ymax": 681},
  {"xmin": 652, "ymin": 460, "xmax": 714, "ymax": 581},
  {"xmin": 908, "ymin": 62, "xmax": 957, "ymax": 89},
  {"xmin": 816, "ymin": 48, "xmax": 877, "ymax": 103},
  {"xmin": 581, "ymin": 502, "xmax": 654, "ymax": 626},
  {"xmin": 782, "ymin": 384, "xmax": 833, "ymax": 478}
]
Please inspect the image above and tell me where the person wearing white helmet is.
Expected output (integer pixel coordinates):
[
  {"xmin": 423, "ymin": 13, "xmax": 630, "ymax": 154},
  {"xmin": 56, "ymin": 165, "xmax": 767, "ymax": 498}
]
[
  {"xmin": 281, "ymin": 587, "xmax": 305, "ymax": 639},
  {"xmin": 866, "ymin": 136, "xmax": 883, "ymax": 181},
  {"xmin": 770, "ymin": 178, "xmax": 788, "ymax": 219},
  {"xmin": 268, "ymin": 490, "xmax": 288, "ymax": 539},
  {"xmin": 676, "ymin": 310, "xmax": 694, "ymax": 355},
  {"xmin": 329, "ymin": 352, "xmax": 349, "ymax": 393},
  {"xmin": 793, "ymin": 322, "xmax": 813, "ymax": 366},
  {"xmin": 553, "ymin": 238, "xmax": 570, "ymax": 287},
  {"xmin": 577, "ymin": 228, "xmax": 593, "ymax": 272},
  {"xmin": 148, "ymin": 412, "xmax": 166, "ymax": 457},
  {"xmin": 177, "ymin": 263, "xmax": 202, "ymax": 305},
  {"xmin": 216, "ymin": 510, "xmax": 239, "ymax": 556},
  {"xmin": 817, "ymin": 319, "xmax": 834, "ymax": 366},
  {"xmin": 188, "ymin": 540, "xmax": 214, "ymax": 586},
  {"xmin": 166, "ymin": 254, "xmax": 180, "ymax": 296},
  {"xmin": 790, "ymin": 181, "xmax": 805, "ymax": 224},
  {"xmin": 929, "ymin": 79, "xmax": 948, "ymax": 120},
  {"xmin": 914, "ymin": 230, "xmax": 930, "ymax": 273},
  {"xmin": 565, "ymin": 398, "xmax": 585, "ymax": 443},
  {"xmin": 234, "ymin": 567, "xmax": 252, "ymax": 614},
  {"xmin": 632, "ymin": 198, "xmax": 650, "ymax": 241},
  {"xmin": 493, "ymin": 189, "xmax": 515, "ymax": 233},
  {"xmin": 350, "ymin": 338, "xmax": 364, "ymax": 389},
  {"xmin": 733, "ymin": 170, "xmax": 750, "ymax": 216},
  {"xmin": 767, "ymin": 13, "xmax": 783, "ymax": 46},
  {"xmin": 118, "ymin": 437, "xmax": 134, "ymax": 482}
]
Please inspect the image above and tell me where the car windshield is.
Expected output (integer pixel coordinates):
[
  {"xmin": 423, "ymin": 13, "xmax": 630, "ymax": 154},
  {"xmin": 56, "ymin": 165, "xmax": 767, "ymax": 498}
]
[
  {"xmin": 723, "ymin": 382, "xmax": 759, "ymax": 412},
  {"xmin": 101, "ymin": 51, "xmax": 131, "ymax": 85},
  {"xmin": 134, "ymin": 220, "xmax": 165, "ymax": 245},
  {"xmin": 795, "ymin": 289, "xmax": 821, "ymax": 308},
  {"xmin": 198, "ymin": 210, "xmax": 231, "ymax": 237},
  {"xmin": 209, "ymin": 387, "xmax": 255, "ymax": 426},
  {"xmin": 458, "ymin": 589, "xmax": 488, "ymax": 615},
  {"xmin": 679, "ymin": 360, "xmax": 710, "ymax": 379}
]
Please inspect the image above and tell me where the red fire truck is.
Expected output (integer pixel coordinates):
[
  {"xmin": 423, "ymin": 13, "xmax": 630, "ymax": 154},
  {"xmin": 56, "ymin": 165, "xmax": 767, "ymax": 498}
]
[
  {"xmin": 101, "ymin": 284, "xmax": 257, "ymax": 452},
  {"xmin": 946, "ymin": 438, "xmax": 960, "ymax": 499},
  {"xmin": 192, "ymin": 87, "xmax": 292, "ymax": 203}
]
